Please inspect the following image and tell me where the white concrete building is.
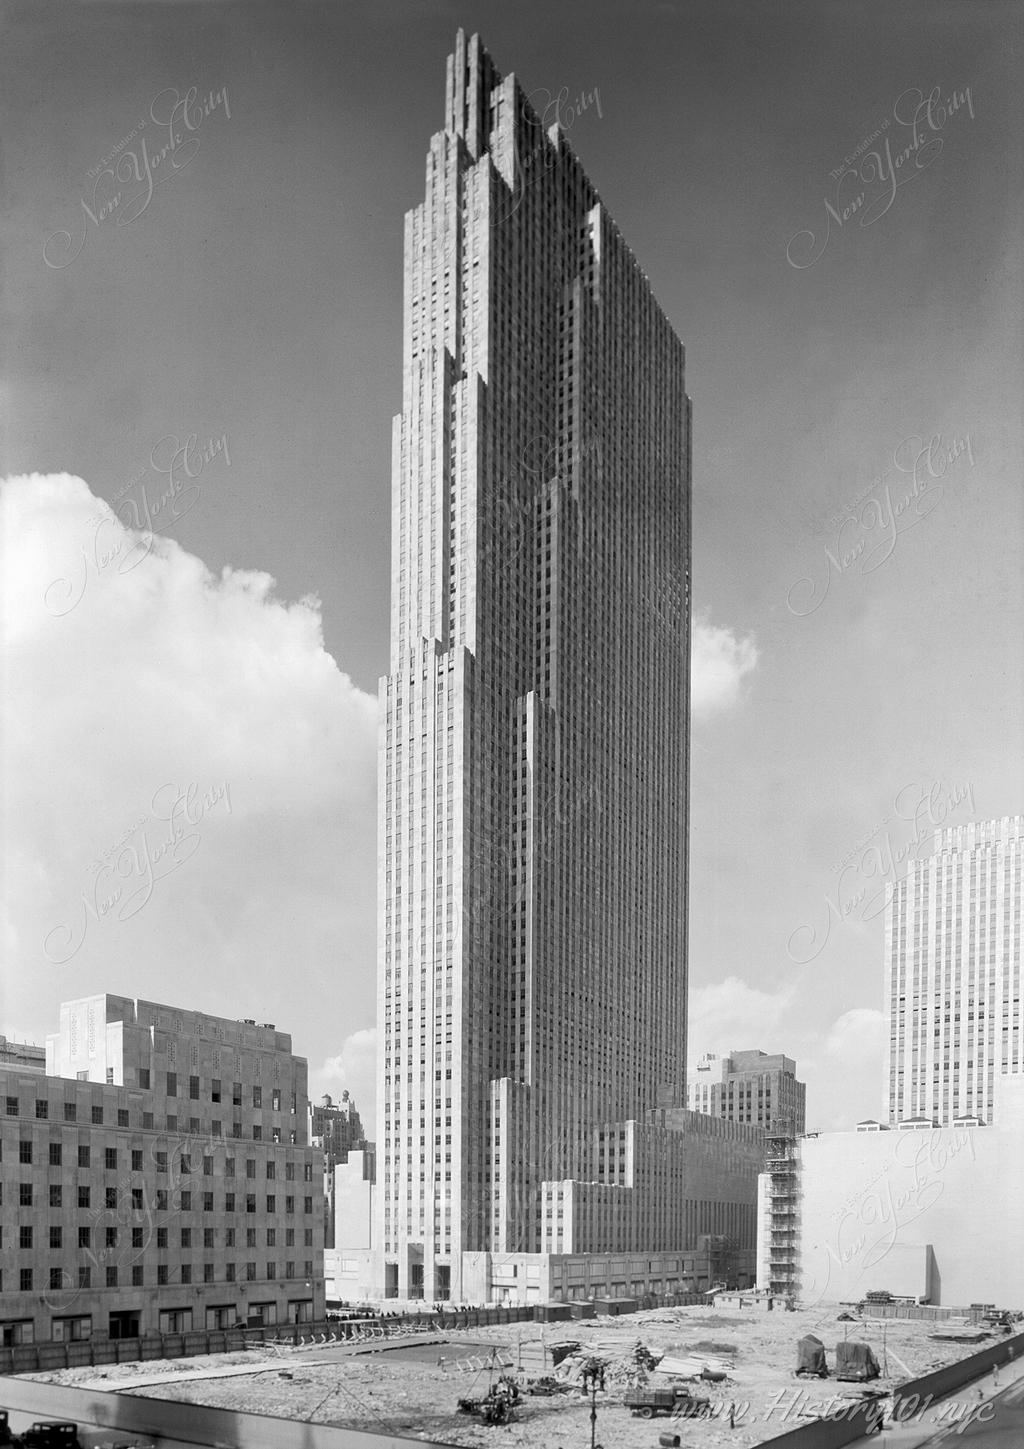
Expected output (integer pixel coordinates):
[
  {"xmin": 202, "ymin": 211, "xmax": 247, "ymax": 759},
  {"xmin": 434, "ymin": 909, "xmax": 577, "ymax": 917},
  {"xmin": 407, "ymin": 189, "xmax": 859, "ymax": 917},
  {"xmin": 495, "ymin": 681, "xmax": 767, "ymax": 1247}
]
[{"xmin": 884, "ymin": 814, "xmax": 1023, "ymax": 1126}]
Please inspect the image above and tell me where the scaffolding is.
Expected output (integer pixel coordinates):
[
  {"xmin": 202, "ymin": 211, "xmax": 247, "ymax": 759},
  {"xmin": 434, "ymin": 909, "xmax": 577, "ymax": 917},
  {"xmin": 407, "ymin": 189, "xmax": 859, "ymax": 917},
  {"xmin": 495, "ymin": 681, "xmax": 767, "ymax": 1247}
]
[{"xmin": 765, "ymin": 1122, "xmax": 799, "ymax": 1301}]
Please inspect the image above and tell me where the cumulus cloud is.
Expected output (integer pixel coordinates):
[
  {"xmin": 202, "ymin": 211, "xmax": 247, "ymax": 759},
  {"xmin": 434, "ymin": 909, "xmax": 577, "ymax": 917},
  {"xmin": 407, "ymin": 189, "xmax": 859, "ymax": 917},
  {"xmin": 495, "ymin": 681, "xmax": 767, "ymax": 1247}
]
[
  {"xmin": 691, "ymin": 612, "xmax": 758, "ymax": 717},
  {"xmin": 314, "ymin": 1027, "xmax": 378, "ymax": 1122},
  {"xmin": 688, "ymin": 975, "xmax": 797, "ymax": 1059},
  {"xmin": 1, "ymin": 473, "xmax": 378, "ymax": 1083}
]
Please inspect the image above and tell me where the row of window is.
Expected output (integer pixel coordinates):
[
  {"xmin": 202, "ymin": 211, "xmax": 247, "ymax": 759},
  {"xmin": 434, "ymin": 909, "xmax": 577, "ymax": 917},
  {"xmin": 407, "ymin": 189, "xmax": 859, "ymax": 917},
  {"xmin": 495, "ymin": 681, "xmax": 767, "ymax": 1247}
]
[
  {"xmin": 2, "ymin": 1262, "xmax": 316, "ymax": 1293},
  {"xmin": 1, "ymin": 1185, "xmax": 315, "ymax": 1214},
  {"xmin": 5, "ymin": 1082, "xmax": 295, "ymax": 1120},
  {"xmin": 7, "ymin": 1224, "xmax": 314, "ymax": 1249},
  {"xmin": 4, "ymin": 1142, "xmax": 312, "ymax": 1176}
]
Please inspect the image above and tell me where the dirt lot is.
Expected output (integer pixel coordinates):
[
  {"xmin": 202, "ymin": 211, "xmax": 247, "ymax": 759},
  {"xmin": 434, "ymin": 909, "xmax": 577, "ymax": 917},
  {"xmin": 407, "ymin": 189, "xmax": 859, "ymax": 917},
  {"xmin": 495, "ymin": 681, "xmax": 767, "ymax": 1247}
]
[{"xmin": 25, "ymin": 1305, "xmax": 996, "ymax": 1447}]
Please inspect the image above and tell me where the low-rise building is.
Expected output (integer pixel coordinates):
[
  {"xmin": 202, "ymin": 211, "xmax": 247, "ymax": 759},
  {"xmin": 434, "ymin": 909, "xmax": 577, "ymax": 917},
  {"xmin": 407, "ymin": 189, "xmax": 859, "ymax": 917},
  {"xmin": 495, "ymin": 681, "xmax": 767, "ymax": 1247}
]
[
  {"xmin": 0, "ymin": 995, "xmax": 325, "ymax": 1346},
  {"xmin": 757, "ymin": 1071, "xmax": 1024, "ymax": 1308}
]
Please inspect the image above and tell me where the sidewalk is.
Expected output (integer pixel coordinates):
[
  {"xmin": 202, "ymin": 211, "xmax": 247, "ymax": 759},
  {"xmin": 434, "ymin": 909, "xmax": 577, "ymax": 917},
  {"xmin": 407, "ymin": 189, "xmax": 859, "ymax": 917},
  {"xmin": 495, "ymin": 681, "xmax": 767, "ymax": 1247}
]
[{"xmin": 872, "ymin": 1342, "xmax": 1024, "ymax": 1449}]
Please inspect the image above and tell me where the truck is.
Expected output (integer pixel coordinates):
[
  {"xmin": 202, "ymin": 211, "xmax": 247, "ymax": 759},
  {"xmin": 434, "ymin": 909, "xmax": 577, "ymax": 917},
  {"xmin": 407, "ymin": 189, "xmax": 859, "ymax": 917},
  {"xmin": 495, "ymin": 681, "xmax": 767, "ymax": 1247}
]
[{"xmin": 623, "ymin": 1386, "xmax": 711, "ymax": 1419}]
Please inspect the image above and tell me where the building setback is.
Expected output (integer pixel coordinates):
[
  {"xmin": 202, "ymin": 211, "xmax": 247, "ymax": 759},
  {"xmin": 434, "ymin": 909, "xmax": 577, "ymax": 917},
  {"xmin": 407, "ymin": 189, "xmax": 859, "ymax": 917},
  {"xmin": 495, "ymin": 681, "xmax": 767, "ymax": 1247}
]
[
  {"xmin": 687, "ymin": 1050, "xmax": 806, "ymax": 1134},
  {"xmin": 0, "ymin": 996, "xmax": 324, "ymax": 1346},
  {"xmin": 884, "ymin": 815, "xmax": 1024, "ymax": 1126},
  {"xmin": 374, "ymin": 28, "xmax": 760, "ymax": 1305}
]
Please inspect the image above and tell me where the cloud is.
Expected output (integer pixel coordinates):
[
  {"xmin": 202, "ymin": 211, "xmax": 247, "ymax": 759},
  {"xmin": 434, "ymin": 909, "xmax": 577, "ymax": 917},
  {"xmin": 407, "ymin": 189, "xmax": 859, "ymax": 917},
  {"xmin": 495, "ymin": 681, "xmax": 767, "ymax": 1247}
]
[
  {"xmin": 688, "ymin": 975, "xmax": 797, "ymax": 1059},
  {"xmin": 313, "ymin": 1028, "xmax": 378, "ymax": 1123},
  {"xmin": 1, "ymin": 473, "xmax": 378, "ymax": 1085},
  {"xmin": 691, "ymin": 612, "xmax": 758, "ymax": 716}
]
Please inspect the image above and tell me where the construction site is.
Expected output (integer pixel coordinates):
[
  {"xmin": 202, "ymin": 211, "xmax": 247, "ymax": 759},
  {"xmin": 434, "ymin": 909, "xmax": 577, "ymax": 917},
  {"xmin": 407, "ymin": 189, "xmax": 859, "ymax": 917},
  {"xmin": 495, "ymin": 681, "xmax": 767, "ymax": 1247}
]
[{"xmin": 17, "ymin": 1301, "xmax": 1020, "ymax": 1448}]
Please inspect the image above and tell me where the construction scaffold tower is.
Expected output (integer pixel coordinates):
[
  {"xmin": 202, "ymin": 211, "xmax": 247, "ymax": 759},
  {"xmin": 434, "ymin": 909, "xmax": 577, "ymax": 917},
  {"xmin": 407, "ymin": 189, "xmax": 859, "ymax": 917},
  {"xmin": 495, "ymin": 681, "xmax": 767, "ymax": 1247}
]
[{"xmin": 765, "ymin": 1118, "xmax": 799, "ymax": 1303}]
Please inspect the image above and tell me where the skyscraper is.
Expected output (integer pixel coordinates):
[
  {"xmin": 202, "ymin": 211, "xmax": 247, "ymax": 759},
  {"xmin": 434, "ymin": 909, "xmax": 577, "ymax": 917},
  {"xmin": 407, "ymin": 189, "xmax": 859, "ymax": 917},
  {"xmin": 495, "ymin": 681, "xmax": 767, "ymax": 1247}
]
[
  {"xmin": 884, "ymin": 814, "xmax": 1024, "ymax": 1126},
  {"xmin": 376, "ymin": 30, "xmax": 693, "ymax": 1303}
]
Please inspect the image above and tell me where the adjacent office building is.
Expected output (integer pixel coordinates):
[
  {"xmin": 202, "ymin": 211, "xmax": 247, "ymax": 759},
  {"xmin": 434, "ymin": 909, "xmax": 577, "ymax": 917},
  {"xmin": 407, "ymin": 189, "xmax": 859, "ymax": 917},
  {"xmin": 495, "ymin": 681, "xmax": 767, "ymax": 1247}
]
[
  {"xmin": 884, "ymin": 814, "xmax": 1024, "ymax": 1126},
  {"xmin": 375, "ymin": 29, "xmax": 760, "ymax": 1304},
  {"xmin": 0, "ymin": 995, "xmax": 324, "ymax": 1347},
  {"xmin": 308, "ymin": 1091, "xmax": 366, "ymax": 1247},
  {"xmin": 688, "ymin": 1050, "xmax": 806, "ymax": 1134}
]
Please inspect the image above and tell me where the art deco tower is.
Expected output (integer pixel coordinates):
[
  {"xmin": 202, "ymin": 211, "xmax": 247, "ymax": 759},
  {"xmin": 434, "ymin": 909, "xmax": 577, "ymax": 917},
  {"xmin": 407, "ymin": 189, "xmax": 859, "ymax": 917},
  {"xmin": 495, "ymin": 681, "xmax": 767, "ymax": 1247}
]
[
  {"xmin": 884, "ymin": 815, "xmax": 1024, "ymax": 1127},
  {"xmin": 376, "ymin": 31, "xmax": 691, "ymax": 1301}
]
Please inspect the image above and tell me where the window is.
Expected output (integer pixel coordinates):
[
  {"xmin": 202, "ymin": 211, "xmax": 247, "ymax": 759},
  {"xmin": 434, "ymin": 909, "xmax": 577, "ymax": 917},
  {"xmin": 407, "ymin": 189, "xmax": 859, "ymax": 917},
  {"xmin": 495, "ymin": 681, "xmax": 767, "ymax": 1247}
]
[
  {"xmin": 181, "ymin": 1264, "xmax": 192, "ymax": 1285},
  {"xmin": 189, "ymin": 1076, "xmax": 200, "ymax": 1100},
  {"xmin": 246, "ymin": 1159, "xmax": 256, "ymax": 1179},
  {"xmin": 138, "ymin": 1068, "xmax": 150, "ymax": 1089},
  {"xmin": 225, "ymin": 1192, "xmax": 236, "ymax": 1212},
  {"xmin": 157, "ymin": 1227, "xmax": 168, "ymax": 1248},
  {"xmin": 19, "ymin": 1140, "xmax": 32, "ymax": 1164},
  {"xmin": 252, "ymin": 1087, "xmax": 262, "ymax": 1108},
  {"xmin": 105, "ymin": 1189, "xmax": 117, "ymax": 1210},
  {"xmin": 225, "ymin": 1158, "xmax": 235, "ymax": 1177},
  {"xmin": 105, "ymin": 1228, "xmax": 117, "ymax": 1248},
  {"xmin": 20, "ymin": 1270, "xmax": 33, "ymax": 1292},
  {"xmin": 246, "ymin": 1263, "xmax": 256, "ymax": 1281},
  {"xmin": 204, "ymin": 1264, "xmax": 214, "ymax": 1283},
  {"xmin": 267, "ymin": 1228, "xmax": 276, "ymax": 1246},
  {"xmin": 180, "ymin": 1154, "xmax": 191, "ymax": 1174},
  {"xmin": 286, "ymin": 1196, "xmax": 294, "ymax": 1214},
  {"xmin": 49, "ymin": 1184, "xmax": 62, "ymax": 1208},
  {"xmin": 106, "ymin": 1267, "xmax": 118, "ymax": 1287},
  {"xmin": 246, "ymin": 1227, "xmax": 257, "ymax": 1247},
  {"xmin": 48, "ymin": 1268, "xmax": 63, "ymax": 1291},
  {"xmin": 166, "ymin": 1072, "xmax": 177, "ymax": 1097},
  {"xmin": 19, "ymin": 1184, "xmax": 32, "ymax": 1207},
  {"xmin": 91, "ymin": 1106, "xmax": 103, "ymax": 1124},
  {"xmin": 156, "ymin": 1152, "xmax": 167, "ymax": 1172},
  {"xmin": 303, "ymin": 1197, "xmax": 313, "ymax": 1214},
  {"xmin": 156, "ymin": 1190, "xmax": 168, "ymax": 1211},
  {"xmin": 157, "ymin": 1265, "xmax": 168, "ymax": 1285},
  {"xmin": 266, "ymin": 1161, "xmax": 275, "ymax": 1180},
  {"xmin": 78, "ymin": 1267, "xmax": 91, "ymax": 1289},
  {"xmin": 50, "ymin": 1226, "xmax": 62, "ymax": 1249},
  {"xmin": 203, "ymin": 1228, "xmax": 214, "ymax": 1248},
  {"xmin": 211, "ymin": 1079, "xmax": 221, "ymax": 1103},
  {"xmin": 271, "ymin": 1089, "xmax": 281, "ymax": 1111},
  {"xmin": 78, "ymin": 1187, "xmax": 90, "ymax": 1209},
  {"xmin": 252, "ymin": 1124, "xmax": 262, "ymax": 1140},
  {"xmin": 131, "ymin": 1188, "xmax": 143, "ymax": 1211},
  {"xmin": 48, "ymin": 1142, "xmax": 62, "ymax": 1166},
  {"xmin": 35, "ymin": 1099, "xmax": 48, "ymax": 1119},
  {"xmin": 63, "ymin": 1102, "xmax": 76, "ymax": 1122},
  {"xmin": 203, "ymin": 1156, "xmax": 213, "ymax": 1175},
  {"xmin": 226, "ymin": 1263, "xmax": 236, "ymax": 1282},
  {"xmin": 5, "ymin": 1096, "xmax": 17, "ymax": 1116},
  {"xmin": 232, "ymin": 1082, "xmax": 242, "ymax": 1106},
  {"xmin": 78, "ymin": 1226, "xmax": 90, "ymax": 1248},
  {"xmin": 105, "ymin": 1148, "xmax": 118, "ymax": 1170},
  {"xmin": 180, "ymin": 1190, "xmax": 191, "ymax": 1210},
  {"xmin": 203, "ymin": 1192, "xmax": 214, "ymax": 1211},
  {"xmin": 132, "ymin": 1149, "xmax": 143, "ymax": 1171},
  {"xmin": 132, "ymin": 1228, "xmax": 144, "ymax": 1248},
  {"xmin": 78, "ymin": 1146, "xmax": 90, "ymax": 1168},
  {"xmin": 20, "ymin": 1226, "xmax": 33, "ymax": 1249},
  {"xmin": 117, "ymin": 1109, "xmax": 129, "ymax": 1128},
  {"xmin": 246, "ymin": 1194, "xmax": 256, "ymax": 1213},
  {"xmin": 226, "ymin": 1228, "xmax": 235, "ymax": 1247},
  {"xmin": 132, "ymin": 1266, "xmax": 144, "ymax": 1286},
  {"xmin": 181, "ymin": 1229, "xmax": 192, "ymax": 1248},
  {"xmin": 285, "ymin": 1162, "xmax": 295, "ymax": 1181}
]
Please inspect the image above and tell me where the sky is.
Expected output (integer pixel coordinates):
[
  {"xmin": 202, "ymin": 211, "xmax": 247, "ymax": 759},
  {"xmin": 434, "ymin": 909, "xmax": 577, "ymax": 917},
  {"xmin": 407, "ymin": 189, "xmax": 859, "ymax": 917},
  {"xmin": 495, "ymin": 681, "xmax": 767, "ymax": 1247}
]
[{"xmin": 2, "ymin": 0, "xmax": 1022, "ymax": 1135}]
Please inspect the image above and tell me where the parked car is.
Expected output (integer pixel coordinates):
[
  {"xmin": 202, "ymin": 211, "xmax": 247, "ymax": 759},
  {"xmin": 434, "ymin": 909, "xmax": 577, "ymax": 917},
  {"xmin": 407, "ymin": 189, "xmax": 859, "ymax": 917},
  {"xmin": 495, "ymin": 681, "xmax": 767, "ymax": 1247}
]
[{"xmin": 18, "ymin": 1425, "xmax": 83, "ymax": 1449}]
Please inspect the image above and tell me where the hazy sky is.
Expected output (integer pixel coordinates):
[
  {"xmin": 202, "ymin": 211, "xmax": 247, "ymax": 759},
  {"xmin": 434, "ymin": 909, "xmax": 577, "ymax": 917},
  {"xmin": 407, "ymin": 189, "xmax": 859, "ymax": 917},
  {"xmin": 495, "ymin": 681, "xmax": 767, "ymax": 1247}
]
[{"xmin": 3, "ymin": 0, "xmax": 1022, "ymax": 1132}]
